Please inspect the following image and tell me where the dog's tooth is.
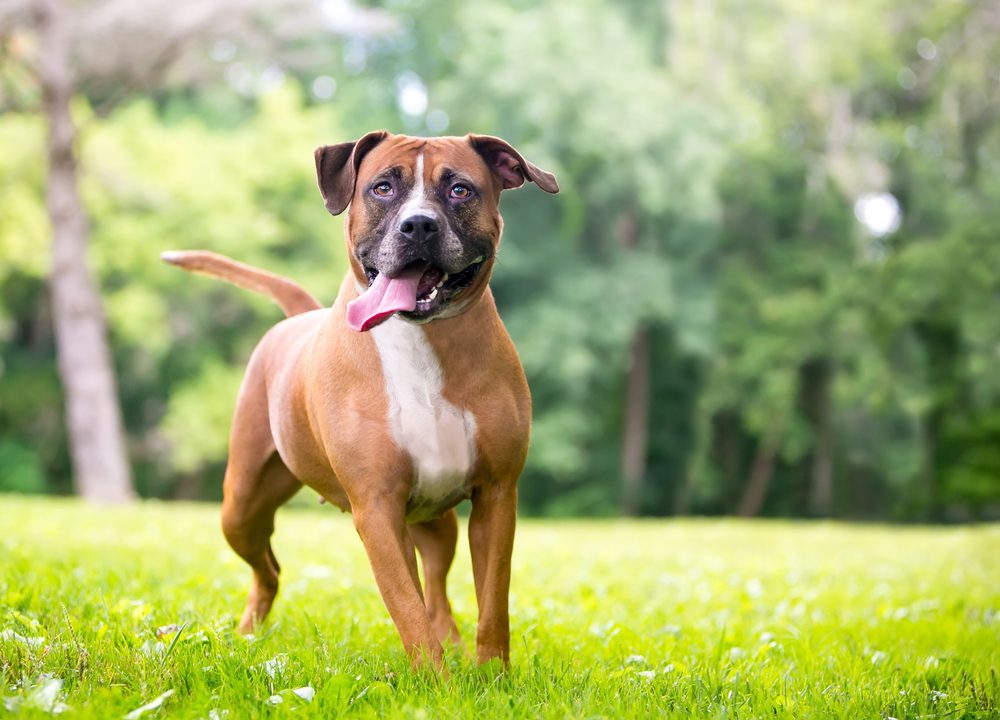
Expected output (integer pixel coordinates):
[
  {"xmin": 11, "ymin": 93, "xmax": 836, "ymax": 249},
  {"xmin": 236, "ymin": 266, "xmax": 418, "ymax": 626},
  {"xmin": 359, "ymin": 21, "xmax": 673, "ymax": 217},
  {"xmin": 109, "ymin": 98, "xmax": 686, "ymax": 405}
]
[
  {"xmin": 428, "ymin": 287, "xmax": 438, "ymax": 301},
  {"xmin": 436, "ymin": 273, "xmax": 449, "ymax": 288}
]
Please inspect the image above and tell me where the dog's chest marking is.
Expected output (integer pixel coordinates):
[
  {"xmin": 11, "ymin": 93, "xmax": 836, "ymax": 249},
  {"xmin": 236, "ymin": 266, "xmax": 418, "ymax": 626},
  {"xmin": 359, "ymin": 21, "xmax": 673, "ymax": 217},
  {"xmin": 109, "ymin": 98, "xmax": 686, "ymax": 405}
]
[{"xmin": 371, "ymin": 317, "xmax": 476, "ymax": 516}]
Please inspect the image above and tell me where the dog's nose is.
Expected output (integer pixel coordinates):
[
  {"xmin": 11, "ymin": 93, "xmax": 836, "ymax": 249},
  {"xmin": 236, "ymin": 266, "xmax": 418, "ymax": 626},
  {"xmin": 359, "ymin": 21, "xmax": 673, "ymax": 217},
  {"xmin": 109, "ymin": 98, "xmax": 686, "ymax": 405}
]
[{"xmin": 398, "ymin": 214, "xmax": 439, "ymax": 244}]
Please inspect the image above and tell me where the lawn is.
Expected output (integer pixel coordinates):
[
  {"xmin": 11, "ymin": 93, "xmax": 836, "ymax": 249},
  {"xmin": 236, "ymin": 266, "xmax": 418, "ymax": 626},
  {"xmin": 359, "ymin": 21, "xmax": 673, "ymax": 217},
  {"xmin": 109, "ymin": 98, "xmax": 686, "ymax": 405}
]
[{"xmin": 1, "ymin": 496, "xmax": 997, "ymax": 718}]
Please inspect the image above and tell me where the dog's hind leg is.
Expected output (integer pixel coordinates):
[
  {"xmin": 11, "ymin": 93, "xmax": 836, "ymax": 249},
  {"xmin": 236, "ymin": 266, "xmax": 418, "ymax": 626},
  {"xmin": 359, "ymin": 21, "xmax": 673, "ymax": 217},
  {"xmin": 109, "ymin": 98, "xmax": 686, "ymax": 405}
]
[
  {"xmin": 222, "ymin": 407, "xmax": 302, "ymax": 633},
  {"xmin": 223, "ymin": 451, "xmax": 301, "ymax": 634},
  {"xmin": 219, "ymin": 349, "xmax": 303, "ymax": 633},
  {"xmin": 408, "ymin": 508, "xmax": 462, "ymax": 648}
]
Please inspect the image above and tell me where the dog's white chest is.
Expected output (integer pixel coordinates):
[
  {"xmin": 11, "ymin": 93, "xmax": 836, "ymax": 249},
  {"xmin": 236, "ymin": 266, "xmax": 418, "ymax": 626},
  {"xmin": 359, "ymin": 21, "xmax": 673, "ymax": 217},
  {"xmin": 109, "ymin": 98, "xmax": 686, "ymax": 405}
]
[{"xmin": 370, "ymin": 318, "xmax": 476, "ymax": 517}]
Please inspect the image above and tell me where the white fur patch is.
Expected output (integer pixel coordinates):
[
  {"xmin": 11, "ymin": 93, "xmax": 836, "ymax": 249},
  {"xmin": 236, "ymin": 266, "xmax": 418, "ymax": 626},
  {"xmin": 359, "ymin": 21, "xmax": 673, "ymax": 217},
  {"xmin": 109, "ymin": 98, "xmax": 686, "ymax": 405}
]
[
  {"xmin": 397, "ymin": 152, "xmax": 435, "ymax": 220},
  {"xmin": 370, "ymin": 316, "xmax": 476, "ymax": 516}
]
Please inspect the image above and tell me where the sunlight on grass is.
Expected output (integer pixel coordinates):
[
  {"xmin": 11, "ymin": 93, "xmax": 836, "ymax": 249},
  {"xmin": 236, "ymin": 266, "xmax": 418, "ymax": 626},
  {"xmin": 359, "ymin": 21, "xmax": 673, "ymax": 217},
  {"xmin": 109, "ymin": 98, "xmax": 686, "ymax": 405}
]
[{"xmin": 1, "ymin": 497, "xmax": 998, "ymax": 718}]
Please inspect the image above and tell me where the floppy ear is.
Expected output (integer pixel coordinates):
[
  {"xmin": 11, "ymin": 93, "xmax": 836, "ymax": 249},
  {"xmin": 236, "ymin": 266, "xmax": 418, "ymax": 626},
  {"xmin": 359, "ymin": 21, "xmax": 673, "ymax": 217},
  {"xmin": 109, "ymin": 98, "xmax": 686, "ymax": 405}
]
[
  {"xmin": 467, "ymin": 134, "xmax": 559, "ymax": 194},
  {"xmin": 314, "ymin": 130, "xmax": 389, "ymax": 215}
]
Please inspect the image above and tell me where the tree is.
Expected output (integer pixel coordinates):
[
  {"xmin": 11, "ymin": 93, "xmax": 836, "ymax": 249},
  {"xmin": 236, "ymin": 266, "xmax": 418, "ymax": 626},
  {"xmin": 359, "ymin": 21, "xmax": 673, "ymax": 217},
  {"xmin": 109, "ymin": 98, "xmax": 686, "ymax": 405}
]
[
  {"xmin": 1, "ymin": 0, "xmax": 392, "ymax": 501},
  {"xmin": 425, "ymin": 0, "xmax": 719, "ymax": 515},
  {"xmin": 35, "ymin": 0, "xmax": 133, "ymax": 502}
]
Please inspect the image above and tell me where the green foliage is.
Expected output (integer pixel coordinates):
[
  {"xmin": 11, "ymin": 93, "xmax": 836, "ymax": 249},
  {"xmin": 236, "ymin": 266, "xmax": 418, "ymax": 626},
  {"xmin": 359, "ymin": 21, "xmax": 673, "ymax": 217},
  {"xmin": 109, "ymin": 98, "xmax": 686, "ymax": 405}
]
[
  {"xmin": 0, "ymin": 85, "xmax": 354, "ymax": 497},
  {"xmin": 0, "ymin": 0, "xmax": 997, "ymax": 516},
  {"xmin": 0, "ymin": 442, "xmax": 44, "ymax": 493},
  {"xmin": 941, "ymin": 410, "xmax": 1000, "ymax": 508},
  {"xmin": 1, "ymin": 498, "xmax": 998, "ymax": 717},
  {"xmin": 160, "ymin": 360, "xmax": 244, "ymax": 474},
  {"xmin": 0, "ymin": 114, "xmax": 47, "ymax": 279}
]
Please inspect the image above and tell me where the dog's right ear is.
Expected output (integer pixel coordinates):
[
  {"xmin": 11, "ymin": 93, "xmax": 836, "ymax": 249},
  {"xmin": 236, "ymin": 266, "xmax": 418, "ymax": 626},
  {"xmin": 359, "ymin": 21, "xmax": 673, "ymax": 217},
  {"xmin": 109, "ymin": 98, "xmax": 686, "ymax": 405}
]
[{"xmin": 314, "ymin": 130, "xmax": 389, "ymax": 215}]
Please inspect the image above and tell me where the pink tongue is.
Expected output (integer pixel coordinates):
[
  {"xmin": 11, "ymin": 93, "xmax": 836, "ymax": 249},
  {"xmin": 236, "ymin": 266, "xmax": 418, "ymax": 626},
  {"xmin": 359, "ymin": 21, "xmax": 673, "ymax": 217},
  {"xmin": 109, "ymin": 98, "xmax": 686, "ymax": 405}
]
[{"xmin": 346, "ymin": 266, "xmax": 425, "ymax": 332}]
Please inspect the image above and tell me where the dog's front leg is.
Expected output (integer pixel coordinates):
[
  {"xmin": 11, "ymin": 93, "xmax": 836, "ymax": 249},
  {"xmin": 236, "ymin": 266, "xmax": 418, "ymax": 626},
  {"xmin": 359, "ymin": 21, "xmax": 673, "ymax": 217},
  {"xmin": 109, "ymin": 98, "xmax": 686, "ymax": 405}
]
[
  {"xmin": 352, "ymin": 496, "xmax": 442, "ymax": 667},
  {"xmin": 468, "ymin": 482, "xmax": 517, "ymax": 665}
]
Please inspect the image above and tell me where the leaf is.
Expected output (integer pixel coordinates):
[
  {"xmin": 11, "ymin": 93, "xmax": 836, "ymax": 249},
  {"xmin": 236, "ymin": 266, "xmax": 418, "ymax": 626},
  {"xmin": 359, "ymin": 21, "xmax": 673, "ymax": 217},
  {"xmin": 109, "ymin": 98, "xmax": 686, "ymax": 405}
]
[
  {"xmin": 0, "ymin": 629, "xmax": 45, "ymax": 647},
  {"xmin": 24, "ymin": 676, "xmax": 71, "ymax": 714},
  {"xmin": 258, "ymin": 654, "xmax": 287, "ymax": 679},
  {"xmin": 124, "ymin": 689, "xmax": 175, "ymax": 719},
  {"xmin": 154, "ymin": 624, "xmax": 180, "ymax": 640},
  {"xmin": 160, "ymin": 621, "xmax": 189, "ymax": 665}
]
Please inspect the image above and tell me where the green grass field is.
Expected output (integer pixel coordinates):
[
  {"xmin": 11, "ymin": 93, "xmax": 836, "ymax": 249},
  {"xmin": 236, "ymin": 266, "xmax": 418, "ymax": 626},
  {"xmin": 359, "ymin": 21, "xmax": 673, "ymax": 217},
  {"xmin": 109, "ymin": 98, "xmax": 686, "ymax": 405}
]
[{"xmin": 1, "ymin": 496, "xmax": 997, "ymax": 718}]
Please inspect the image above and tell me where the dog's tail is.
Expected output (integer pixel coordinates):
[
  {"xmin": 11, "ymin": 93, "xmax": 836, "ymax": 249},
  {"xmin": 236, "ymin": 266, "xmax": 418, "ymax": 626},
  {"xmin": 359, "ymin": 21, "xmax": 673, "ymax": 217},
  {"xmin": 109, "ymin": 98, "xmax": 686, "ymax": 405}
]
[{"xmin": 161, "ymin": 250, "xmax": 322, "ymax": 318}]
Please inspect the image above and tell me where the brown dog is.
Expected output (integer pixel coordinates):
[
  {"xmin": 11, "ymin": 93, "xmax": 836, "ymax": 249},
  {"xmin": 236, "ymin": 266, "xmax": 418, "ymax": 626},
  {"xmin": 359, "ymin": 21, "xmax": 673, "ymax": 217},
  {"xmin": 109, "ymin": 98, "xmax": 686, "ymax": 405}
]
[{"xmin": 163, "ymin": 132, "xmax": 558, "ymax": 667}]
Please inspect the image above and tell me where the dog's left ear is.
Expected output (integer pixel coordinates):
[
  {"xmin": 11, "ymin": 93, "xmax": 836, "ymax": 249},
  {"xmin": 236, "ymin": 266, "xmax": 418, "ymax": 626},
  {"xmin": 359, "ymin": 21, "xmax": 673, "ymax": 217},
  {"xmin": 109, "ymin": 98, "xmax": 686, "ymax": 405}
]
[
  {"xmin": 468, "ymin": 134, "xmax": 559, "ymax": 194},
  {"xmin": 315, "ymin": 130, "xmax": 389, "ymax": 215}
]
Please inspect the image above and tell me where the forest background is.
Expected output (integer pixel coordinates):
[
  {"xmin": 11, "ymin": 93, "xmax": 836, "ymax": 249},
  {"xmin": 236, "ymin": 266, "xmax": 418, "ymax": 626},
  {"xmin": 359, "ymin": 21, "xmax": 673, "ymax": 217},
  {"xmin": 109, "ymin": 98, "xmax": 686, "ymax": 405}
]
[{"xmin": 1, "ymin": 0, "xmax": 998, "ymax": 521}]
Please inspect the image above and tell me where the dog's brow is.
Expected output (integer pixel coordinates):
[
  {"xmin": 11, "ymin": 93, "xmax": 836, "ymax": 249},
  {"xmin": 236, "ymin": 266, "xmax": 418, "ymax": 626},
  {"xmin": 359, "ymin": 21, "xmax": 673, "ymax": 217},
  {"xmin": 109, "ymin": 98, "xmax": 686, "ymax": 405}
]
[
  {"xmin": 439, "ymin": 168, "xmax": 475, "ymax": 186},
  {"xmin": 369, "ymin": 166, "xmax": 403, "ymax": 185}
]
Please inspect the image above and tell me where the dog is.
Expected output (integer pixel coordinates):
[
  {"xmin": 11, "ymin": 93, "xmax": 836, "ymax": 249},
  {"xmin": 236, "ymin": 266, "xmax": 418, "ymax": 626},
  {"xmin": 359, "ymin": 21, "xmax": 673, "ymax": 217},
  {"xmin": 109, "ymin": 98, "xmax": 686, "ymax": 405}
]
[{"xmin": 162, "ymin": 131, "xmax": 558, "ymax": 667}]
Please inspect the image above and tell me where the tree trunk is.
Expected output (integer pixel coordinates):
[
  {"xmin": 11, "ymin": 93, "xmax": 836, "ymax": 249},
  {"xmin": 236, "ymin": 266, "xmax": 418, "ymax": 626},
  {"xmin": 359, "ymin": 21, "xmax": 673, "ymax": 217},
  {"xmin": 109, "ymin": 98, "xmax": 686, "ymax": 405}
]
[
  {"xmin": 799, "ymin": 359, "xmax": 834, "ymax": 517},
  {"xmin": 713, "ymin": 411, "xmax": 743, "ymax": 511},
  {"xmin": 674, "ymin": 400, "xmax": 710, "ymax": 516},
  {"xmin": 37, "ymin": 0, "xmax": 135, "ymax": 503},
  {"xmin": 621, "ymin": 325, "xmax": 650, "ymax": 515},
  {"xmin": 913, "ymin": 319, "xmax": 961, "ymax": 521},
  {"xmin": 810, "ymin": 418, "xmax": 834, "ymax": 517},
  {"xmin": 738, "ymin": 437, "xmax": 778, "ymax": 517},
  {"xmin": 617, "ymin": 208, "xmax": 650, "ymax": 516}
]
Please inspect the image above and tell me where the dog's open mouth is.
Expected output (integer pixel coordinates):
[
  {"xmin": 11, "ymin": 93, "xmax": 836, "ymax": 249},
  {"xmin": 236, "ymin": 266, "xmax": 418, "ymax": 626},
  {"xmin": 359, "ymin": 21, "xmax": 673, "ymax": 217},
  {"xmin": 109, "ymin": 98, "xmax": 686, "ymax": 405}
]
[
  {"xmin": 381, "ymin": 260, "xmax": 483, "ymax": 318},
  {"xmin": 347, "ymin": 259, "xmax": 485, "ymax": 331}
]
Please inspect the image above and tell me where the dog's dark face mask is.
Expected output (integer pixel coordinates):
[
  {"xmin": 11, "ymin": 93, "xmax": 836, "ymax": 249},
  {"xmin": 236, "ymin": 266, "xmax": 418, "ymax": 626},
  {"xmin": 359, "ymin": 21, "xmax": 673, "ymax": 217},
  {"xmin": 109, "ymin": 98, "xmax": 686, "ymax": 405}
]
[{"xmin": 315, "ymin": 132, "xmax": 558, "ymax": 331}]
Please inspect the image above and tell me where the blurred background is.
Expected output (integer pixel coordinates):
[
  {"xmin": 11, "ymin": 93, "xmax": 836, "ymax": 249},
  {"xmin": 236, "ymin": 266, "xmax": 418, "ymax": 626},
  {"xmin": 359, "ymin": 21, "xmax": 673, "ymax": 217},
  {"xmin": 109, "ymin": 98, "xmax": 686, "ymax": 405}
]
[{"xmin": 0, "ymin": 0, "xmax": 998, "ymax": 520}]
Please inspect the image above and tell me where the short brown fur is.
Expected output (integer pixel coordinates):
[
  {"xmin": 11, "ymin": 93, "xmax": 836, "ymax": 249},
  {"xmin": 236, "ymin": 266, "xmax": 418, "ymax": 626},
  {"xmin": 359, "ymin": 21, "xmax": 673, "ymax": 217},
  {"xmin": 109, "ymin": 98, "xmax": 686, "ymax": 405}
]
[{"xmin": 164, "ymin": 132, "xmax": 557, "ymax": 669}]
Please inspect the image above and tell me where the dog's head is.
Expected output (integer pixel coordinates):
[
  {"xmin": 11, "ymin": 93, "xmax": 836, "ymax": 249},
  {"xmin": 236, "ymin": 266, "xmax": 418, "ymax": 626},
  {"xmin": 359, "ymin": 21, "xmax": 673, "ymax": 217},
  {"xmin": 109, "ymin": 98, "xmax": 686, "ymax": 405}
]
[{"xmin": 315, "ymin": 132, "xmax": 558, "ymax": 328}]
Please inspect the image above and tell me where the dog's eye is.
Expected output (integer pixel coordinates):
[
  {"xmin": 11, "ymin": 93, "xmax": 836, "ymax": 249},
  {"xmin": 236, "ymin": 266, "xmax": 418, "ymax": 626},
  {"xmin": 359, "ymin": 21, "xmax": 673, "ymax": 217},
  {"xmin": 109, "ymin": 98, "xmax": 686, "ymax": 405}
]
[
  {"xmin": 449, "ymin": 184, "xmax": 473, "ymax": 200},
  {"xmin": 371, "ymin": 182, "xmax": 393, "ymax": 198}
]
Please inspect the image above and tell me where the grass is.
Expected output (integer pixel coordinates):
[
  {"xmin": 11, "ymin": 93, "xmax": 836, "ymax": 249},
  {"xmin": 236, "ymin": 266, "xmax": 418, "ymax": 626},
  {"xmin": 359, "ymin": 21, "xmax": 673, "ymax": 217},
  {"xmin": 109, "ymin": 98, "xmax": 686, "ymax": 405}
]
[{"xmin": 1, "ymin": 496, "xmax": 998, "ymax": 718}]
